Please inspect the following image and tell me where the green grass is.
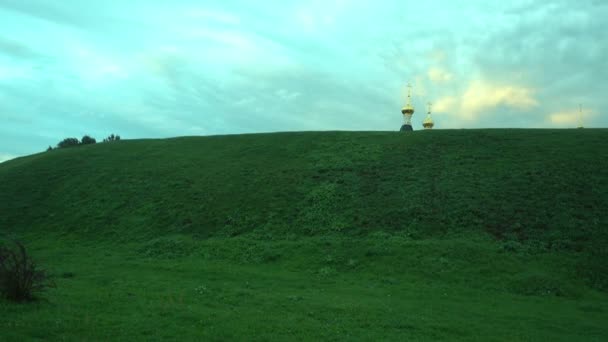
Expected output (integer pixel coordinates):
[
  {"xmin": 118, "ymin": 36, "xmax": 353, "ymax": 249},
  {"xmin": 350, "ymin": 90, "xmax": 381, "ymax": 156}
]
[{"xmin": 1, "ymin": 129, "xmax": 607, "ymax": 340}]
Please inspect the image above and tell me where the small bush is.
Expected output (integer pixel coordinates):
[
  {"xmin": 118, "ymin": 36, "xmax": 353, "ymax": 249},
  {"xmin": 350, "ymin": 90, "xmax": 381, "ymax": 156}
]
[
  {"xmin": 103, "ymin": 134, "xmax": 121, "ymax": 142},
  {"xmin": 0, "ymin": 240, "xmax": 55, "ymax": 302},
  {"xmin": 80, "ymin": 135, "xmax": 96, "ymax": 145},
  {"xmin": 57, "ymin": 137, "xmax": 80, "ymax": 149}
]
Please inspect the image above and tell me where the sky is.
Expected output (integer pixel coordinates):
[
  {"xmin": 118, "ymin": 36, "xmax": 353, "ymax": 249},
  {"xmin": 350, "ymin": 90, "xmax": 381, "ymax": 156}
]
[{"xmin": 1, "ymin": 0, "xmax": 606, "ymax": 162}]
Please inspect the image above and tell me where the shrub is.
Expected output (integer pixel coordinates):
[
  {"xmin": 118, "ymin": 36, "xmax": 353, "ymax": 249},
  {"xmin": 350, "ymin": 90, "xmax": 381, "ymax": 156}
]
[
  {"xmin": 80, "ymin": 135, "xmax": 96, "ymax": 145},
  {"xmin": 57, "ymin": 137, "xmax": 80, "ymax": 149},
  {"xmin": 103, "ymin": 134, "xmax": 121, "ymax": 142},
  {"xmin": 0, "ymin": 240, "xmax": 55, "ymax": 302},
  {"xmin": 46, "ymin": 146, "xmax": 53, "ymax": 152}
]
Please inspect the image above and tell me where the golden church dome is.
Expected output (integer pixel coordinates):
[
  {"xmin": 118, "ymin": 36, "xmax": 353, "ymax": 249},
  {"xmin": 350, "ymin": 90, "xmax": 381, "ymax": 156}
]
[
  {"xmin": 401, "ymin": 83, "xmax": 415, "ymax": 115},
  {"xmin": 401, "ymin": 105, "xmax": 414, "ymax": 115},
  {"xmin": 422, "ymin": 103, "xmax": 434, "ymax": 129},
  {"xmin": 423, "ymin": 115, "xmax": 434, "ymax": 129}
]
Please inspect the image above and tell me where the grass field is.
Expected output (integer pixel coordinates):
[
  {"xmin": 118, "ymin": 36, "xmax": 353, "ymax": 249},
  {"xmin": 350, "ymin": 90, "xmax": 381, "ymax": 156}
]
[{"xmin": 1, "ymin": 129, "xmax": 607, "ymax": 340}]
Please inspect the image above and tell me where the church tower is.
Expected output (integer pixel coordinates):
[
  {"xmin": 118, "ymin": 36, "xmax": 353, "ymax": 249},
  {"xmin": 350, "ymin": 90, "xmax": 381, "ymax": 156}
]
[
  {"xmin": 423, "ymin": 102, "xmax": 434, "ymax": 129},
  {"xmin": 400, "ymin": 84, "xmax": 414, "ymax": 131}
]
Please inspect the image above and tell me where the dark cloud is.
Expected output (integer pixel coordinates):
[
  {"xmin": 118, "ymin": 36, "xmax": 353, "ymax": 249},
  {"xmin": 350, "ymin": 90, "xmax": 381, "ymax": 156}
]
[
  {"xmin": 0, "ymin": 36, "xmax": 43, "ymax": 60},
  {"xmin": 0, "ymin": 0, "xmax": 120, "ymax": 30},
  {"xmin": 470, "ymin": 0, "xmax": 608, "ymax": 126},
  {"xmin": 475, "ymin": 1, "xmax": 608, "ymax": 81}
]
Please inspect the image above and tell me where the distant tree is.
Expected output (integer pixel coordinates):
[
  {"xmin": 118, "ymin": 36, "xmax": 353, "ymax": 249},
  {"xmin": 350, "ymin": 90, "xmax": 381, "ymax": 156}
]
[
  {"xmin": 46, "ymin": 146, "xmax": 53, "ymax": 152},
  {"xmin": 57, "ymin": 138, "xmax": 80, "ymax": 149},
  {"xmin": 103, "ymin": 134, "xmax": 121, "ymax": 142},
  {"xmin": 80, "ymin": 135, "xmax": 96, "ymax": 145}
]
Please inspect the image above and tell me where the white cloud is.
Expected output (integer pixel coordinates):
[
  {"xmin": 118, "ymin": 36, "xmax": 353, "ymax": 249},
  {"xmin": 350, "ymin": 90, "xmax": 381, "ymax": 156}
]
[
  {"xmin": 171, "ymin": 27, "xmax": 294, "ymax": 70},
  {"xmin": 275, "ymin": 89, "xmax": 301, "ymax": 101},
  {"xmin": 428, "ymin": 67, "xmax": 453, "ymax": 84},
  {"xmin": 184, "ymin": 8, "xmax": 241, "ymax": 25},
  {"xmin": 0, "ymin": 64, "xmax": 33, "ymax": 81},
  {"xmin": 433, "ymin": 96, "xmax": 458, "ymax": 113},
  {"xmin": 460, "ymin": 80, "xmax": 539, "ymax": 120},
  {"xmin": 429, "ymin": 49, "xmax": 448, "ymax": 63},
  {"xmin": 234, "ymin": 96, "xmax": 256, "ymax": 107},
  {"xmin": 548, "ymin": 108, "xmax": 596, "ymax": 127},
  {"xmin": 292, "ymin": 0, "xmax": 350, "ymax": 33},
  {"xmin": 429, "ymin": 80, "xmax": 539, "ymax": 124}
]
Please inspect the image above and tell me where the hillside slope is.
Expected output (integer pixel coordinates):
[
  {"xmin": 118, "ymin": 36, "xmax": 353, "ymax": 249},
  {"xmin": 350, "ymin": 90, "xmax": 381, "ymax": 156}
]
[
  {"xmin": 2, "ymin": 129, "xmax": 608, "ymax": 340},
  {"xmin": 1, "ymin": 129, "xmax": 607, "ymax": 247}
]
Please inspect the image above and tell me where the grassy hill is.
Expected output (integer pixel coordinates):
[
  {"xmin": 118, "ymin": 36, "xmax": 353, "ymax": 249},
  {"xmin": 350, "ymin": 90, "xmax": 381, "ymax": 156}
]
[
  {"xmin": 2, "ymin": 129, "xmax": 607, "ymax": 243},
  {"xmin": 1, "ymin": 129, "xmax": 607, "ymax": 341}
]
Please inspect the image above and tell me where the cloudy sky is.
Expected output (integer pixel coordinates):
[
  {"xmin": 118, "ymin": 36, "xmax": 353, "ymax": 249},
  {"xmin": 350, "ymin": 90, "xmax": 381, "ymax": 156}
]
[{"xmin": 1, "ymin": 0, "xmax": 606, "ymax": 162}]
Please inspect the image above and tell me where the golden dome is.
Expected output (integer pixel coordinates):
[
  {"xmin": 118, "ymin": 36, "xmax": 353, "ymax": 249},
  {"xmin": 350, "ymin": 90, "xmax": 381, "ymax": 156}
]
[
  {"xmin": 423, "ymin": 102, "xmax": 434, "ymax": 129},
  {"xmin": 423, "ymin": 116, "xmax": 434, "ymax": 129},
  {"xmin": 401, "ymin": 83, "xmax": 415, "ymax": 115},
  {"xmin": 401, "ymin": 105, "xmax": 414, "ymax": 114}
]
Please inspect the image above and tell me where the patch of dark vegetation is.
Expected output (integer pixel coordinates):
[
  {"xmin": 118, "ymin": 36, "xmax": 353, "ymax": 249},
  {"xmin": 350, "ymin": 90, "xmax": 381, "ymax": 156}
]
[
  {"xmin": 46, "ymin": 133, "xmax": 121, "ymax": 151},
  {"xmin": 60, "ymin": 271, "xmax": 75, "ymax": 279},
  {"xmin": 577, "ymin": 239, "xmax": 608, "ymax": 292},
  {"xmin": 0, "ymin": 240, "xmax": 55, "ymax": 302},
  {"xmin": 138, "ymin": 237, "xmax": 196, "ymax": 259},
  {"xmin": 102, "ymin": 133, "xmax": 121, "ymax": 142},
  {"xmin": 509, "ymin": 273, "xmax": 581, "ymax": 298},
  {"xmin": 80, "ymin": 135, "xmax": 96, "ymax": 145},
  {"xmin": 221, "ymin": 210, "xmax": 259, "ymax": 237},
  {"xmin": 578, "ymin": 305, "xmax": 604, "ymax": 313},
  {"xmin": 56, "ymin": 137, "xmax": 80, "ymax": 149}
]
